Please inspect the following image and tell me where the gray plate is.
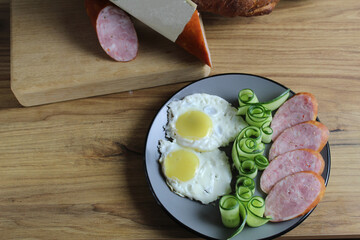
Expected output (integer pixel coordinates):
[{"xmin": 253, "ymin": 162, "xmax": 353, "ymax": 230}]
[{"xmin": 144, "ymin": 73, "xmax": 331, "ymax": 240}]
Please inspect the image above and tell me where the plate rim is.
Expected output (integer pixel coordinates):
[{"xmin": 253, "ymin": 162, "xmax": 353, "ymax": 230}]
[{"xmin": 143, "ymin": 73, "xmax": 331, "ymax": 240}]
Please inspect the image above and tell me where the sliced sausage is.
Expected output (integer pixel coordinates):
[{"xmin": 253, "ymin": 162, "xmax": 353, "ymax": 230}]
[
  {"xmin": 265, "ymin": 171, "xmax": 325, "ymax": 222},
  {"xmin": 85, "ymin": 0, "xmax": 138, "ymax": 61},
  {"xmin": 271, "ymin": 92, "xmax": 318, "ymax": 141},
  {"xmin": 269, "ymin": 121, "xmax": 329, "ymax": 161},
  {"xmin": 260, "ymin": 149, "xmax": 325, "ymax": 194}
]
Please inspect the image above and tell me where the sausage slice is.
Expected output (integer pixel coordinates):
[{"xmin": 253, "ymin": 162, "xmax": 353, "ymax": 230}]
[
  {"xmin": 271, "ymin": 92, "xmax": 318, "ymax": 141},
  {"xmin": 260, "ymin": 149, "xmax": 325, "ymax": 194},
  {"xmin": 265, "ymin": 171, "xmax": 325, "ymax": 222},
  {"xmin": 85, "ymin": 0, "xmax": 138, "ymax": 61},
  {"xmin": 269, "ymin": 121, "xmax": 329, "ymax": 161}
]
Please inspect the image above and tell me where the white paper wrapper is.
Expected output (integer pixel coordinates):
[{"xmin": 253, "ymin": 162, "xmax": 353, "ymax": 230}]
[{"xmin": 110, "ymin": 0, "xmax": 197, "ymax": 42}]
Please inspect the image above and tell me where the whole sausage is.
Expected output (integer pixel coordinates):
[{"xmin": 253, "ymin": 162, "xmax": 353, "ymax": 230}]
[
  {"xmin": 192, "ymin": 0, "xmax": 280, "ymax": 17},
  {"xmin": 265, "ymin": 171, "xmax": 325, "ymax": 222},
  {"xmin": 85, "ymin": 0, "xmax": 138, "ymax": 61},
  {"xmin": 269, "ymin": 121, "xmax": 329, "ymax": 161},
  {"xmin": 260, "ymin": 149, "xmax": 325, "ymax": 194},
  {"xmin": 271, "ymin": 92, "xmax": 318, "ymax": 141}
]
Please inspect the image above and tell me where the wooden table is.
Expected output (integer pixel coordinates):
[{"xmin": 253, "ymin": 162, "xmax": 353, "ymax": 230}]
[{"xmin": 1, "ymin": 0, "xmax": 359, "ymax": 239}]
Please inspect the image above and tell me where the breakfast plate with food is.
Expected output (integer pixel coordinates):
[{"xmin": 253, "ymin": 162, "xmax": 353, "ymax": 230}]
[{"xmin": 144, "ymin": 73, "xmax": 331, "ymax": 240}]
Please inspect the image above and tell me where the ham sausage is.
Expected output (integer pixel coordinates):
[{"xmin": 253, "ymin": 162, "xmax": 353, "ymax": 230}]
[
  {"xmin": 265, "ymin": 171, "xmax": 325, "ymax": 222},
  {"xmin": 271, "ymin": 92, "xmax": 318, "ymax": 141},
  {"xmin": 269, "ymin": 121, "xmax": 329, "ymax": 161},
  {"xmin": 260, "ymin": 149, "xmax": 325, "ymax": 194},
  {"xmin": 85, "ymin": 0, "xmax": 138, "ymax": 61}
]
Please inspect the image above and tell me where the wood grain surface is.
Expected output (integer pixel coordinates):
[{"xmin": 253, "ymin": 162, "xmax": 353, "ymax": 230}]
[{"xmin": 1, "ymin": 0, "xmax": 360, "ymax": 239}]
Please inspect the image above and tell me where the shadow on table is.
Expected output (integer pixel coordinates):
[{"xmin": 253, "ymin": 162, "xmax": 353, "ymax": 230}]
[
  {"xmin": 0, "ymin": 1, "xmax": 22, "ymax": 109},
  {"xmin": 120, "ymin": 89, "xmax": 199, "ymax": 239}
]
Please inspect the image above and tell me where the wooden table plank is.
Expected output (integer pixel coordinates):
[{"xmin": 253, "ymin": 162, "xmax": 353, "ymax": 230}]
[{"xmin": 1, "ymin": 0, "xmax": 360, "ymax": 239}]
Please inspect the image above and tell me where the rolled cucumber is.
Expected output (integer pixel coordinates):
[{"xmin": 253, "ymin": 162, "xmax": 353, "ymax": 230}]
[
  {"xmin": 238, "ymin": 89, "xmax": 258, "ymax": 106},
  {"xmin": 227, "ymin": 201, "xmax": 248, "ymax": 240},
  {"xmin": 246, "ymin": 196, "xmax": 272, "ymax": 227},
  {"xmin": 262, "ymin": 89, "xmax": 290, "ymax": 111},
  {"xmin": 237, "ymin": 89, "xmax": 290, "ymax": 116},
  {"xmin": 219, "ymin": 195, "xmax": 241, "ymax": 228}
]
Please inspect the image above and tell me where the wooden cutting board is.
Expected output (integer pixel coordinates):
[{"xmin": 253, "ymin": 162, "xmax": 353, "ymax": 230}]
[{"xmin": 10, "ymin": 0, "xmax": 210, "ymax": 106}]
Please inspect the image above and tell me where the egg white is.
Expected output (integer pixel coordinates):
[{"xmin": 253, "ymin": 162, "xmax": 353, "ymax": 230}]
[
  {"xmin": 158, "ymin": 140, "xmax": 232, "ymax": 204},
  {"xmin": 165, "ymin": 93, "xmax": 247, "ymax": 152}
]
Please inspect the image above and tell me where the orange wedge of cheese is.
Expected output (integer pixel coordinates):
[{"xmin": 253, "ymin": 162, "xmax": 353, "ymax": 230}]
[{"xmin": 176, "ymin": 10, "xmax": 212, "ymax": 67}]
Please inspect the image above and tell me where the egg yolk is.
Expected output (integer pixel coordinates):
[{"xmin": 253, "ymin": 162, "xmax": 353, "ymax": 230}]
[
  {"xmin": 175, "ymin": 111, "xmax": 212, "ymax": 140},
  {"xmin": 164, "ymin": 149, "xmax": 199, "ymax": 182}
]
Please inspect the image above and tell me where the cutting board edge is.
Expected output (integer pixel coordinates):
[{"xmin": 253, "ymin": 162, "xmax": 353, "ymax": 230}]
[{"xmin": 10, "ymin": 65, "xmax": 211, "ymax": 107}]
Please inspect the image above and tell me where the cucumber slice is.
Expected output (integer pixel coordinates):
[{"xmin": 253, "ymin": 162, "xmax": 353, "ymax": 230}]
[
  {"xmin": 246, "ymin": 196, "xmax": 272, "ymax": 227},
  {"xmin": 237, "ymin": 126, "xmax": 262, "ymax": 144},
  {"xmin": 245, "ymin": 104, "xmax": 272, "ymax": 128},
  {"xmin": 238, "ymin": 160, "xmax": 258, "ymax": 179},
  {"xmin": 246, "ymin": 209, "xmax": 272, "ymax": 227},
  {"xmin": 235, "ymin": 176, "xmax": 255, "ymax": 195},
  {"xmin": 254, "ymin": 155, "xmax": 269, "ymax": 170},
  {"xmin": 262, "ymin": 89, "xmax": 290, "ymax": 111},
  {"xmin": 247, "ymin": 196, "xmax": 266, "ymax": 216},
  {"xmin": 236, "ymin": 105, "xmax": 249, "ymax": 115},
  {"xmin": 237, "ymin": 89, "xmax": 290, "ymax": 116},
  {"xmin": 260, "ymin": 121, "xmax": 273, "ymax": 143},
  {"xmin": 235, "ymin": 186, "xmax": 253, "ymax": 203},
  {"xmin": 232, "ymin": 126, "xmax": 265, "ymax": 174},
  {"xmin": 227, "ymin": 201, "xmax": 248, "ymax": 240},
  {"xmin": 238, "ymin": 89, "xmax": 259, "ymax": 106},
  {"xmin": 231, "ymin": 139, "xmax": 241, "ymax": 170},
  {"xmin": 219, "ymin": 195, "xmax": 241, "ymax": 228}
]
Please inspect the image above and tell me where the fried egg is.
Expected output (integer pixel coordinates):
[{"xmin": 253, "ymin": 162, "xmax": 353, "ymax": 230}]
[
  {"xmin": 158, "ymin": 140, "xmax": 232, "ymax": 204},
  {"xmin": 165, "ymin": 93, "xmax": 247, "ymax": 151}
]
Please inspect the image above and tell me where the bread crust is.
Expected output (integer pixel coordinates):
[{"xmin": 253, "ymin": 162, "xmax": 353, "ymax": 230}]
[{"xmin": 192, "ymin": 0, "xmax": 280, "ymax": 17}]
